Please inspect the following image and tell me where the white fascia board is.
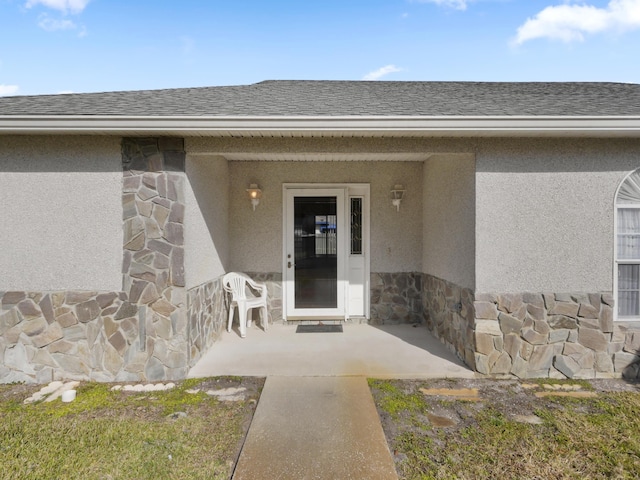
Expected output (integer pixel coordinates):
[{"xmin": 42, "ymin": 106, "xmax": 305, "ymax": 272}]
[{"xmin": 1, "ymin": 115, "xmax": 640, "ymax": 136}]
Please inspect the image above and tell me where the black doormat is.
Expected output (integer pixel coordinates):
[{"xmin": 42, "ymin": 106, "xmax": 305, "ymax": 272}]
[{"xmin": 296, "ymin": 324, "xmax": 343, "ymax": 333}]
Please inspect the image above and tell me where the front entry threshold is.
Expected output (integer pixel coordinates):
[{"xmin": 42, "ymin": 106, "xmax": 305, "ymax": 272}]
[
  {"xmin": 285, "ymin": 316, "xmax": 345, "ymax": 322},
  {"xmin": 289, "ymin": 319, "xmax": 344, "ymax": 326},
  {"xmin": 285, "ymin": 317, "xmax": 368, "ymax": 325}
]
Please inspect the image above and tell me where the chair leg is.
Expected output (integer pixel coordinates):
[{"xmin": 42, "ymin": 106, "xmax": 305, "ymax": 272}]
[
  {"xmin": 239, "ymin": 307, "xmax": 247, "ymax": 338},
  {"xmin": 227, "ymin": 305, "xmax": 235, "ymax": 333},
  {"xmin": 261, "ymin": 306, "xmax": 268, "ymax": 331}
]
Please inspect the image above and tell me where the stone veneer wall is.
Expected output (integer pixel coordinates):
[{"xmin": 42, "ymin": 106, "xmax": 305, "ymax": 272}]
[
  {"xmin": 210, "ymin": 272, "xmax": 421, "ymax": 325},
  {"xmin": 370, "ymin": 273, "xmax": 423, "ymax": 324},
  {"xmin": 474, "ymin": 293, "xmax": 640, "ymax": 379},
  {"xmin": 422, "ymin": 274, "xmax": 476, "ymax": 368},
  {"xmin": 194, "ymin": 272, "xmax": 422, "ymax": 325},
  {"xmin": 0, "ymin": 290, "xmax": 129, "ymax": 383},
  {"xmin": 0, "ymin": 137, "xmax": 208, "ymax": 383},
  {"xmin": 0, "ymin": 285, "xmax": 197, "ymax": 383},
  {"xmin": 220, "ymin": 272, "xmax": 423, "ymax": 325},
  {"xmin": 186, "ymin": 277, "xmax": 226, "ymax": 367},
  {"xmin": 186, "ymin": 273, "xmax": 279, "ymax": 355}
]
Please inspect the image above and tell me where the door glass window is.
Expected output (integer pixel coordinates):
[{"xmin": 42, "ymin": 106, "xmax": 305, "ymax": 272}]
[{"xmin": 294, "ymin": 196, "xmax": 337, "ymax": 309}]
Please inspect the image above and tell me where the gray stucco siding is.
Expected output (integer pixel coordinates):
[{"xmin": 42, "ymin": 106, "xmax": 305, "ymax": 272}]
[
  {"xmin": 226, "ymin": 160, "xmax": 423, "ymax": 273},
  {"xmin": 184, "ymin": 155, "xmax": 230, "ymax": 289},
  {"xmin": 475, "ymin": 138, "xmax": 640, "ymax": 294},
  {"xmin": 422, "ymin": 154, "xmax": 475, "ymax": 290},
  {"xmin": 0, "ymin": 136, "xmax": 122, "ymax": 291}
]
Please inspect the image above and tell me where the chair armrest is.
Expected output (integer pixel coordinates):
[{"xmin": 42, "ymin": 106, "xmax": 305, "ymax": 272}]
[{"xmin": 245, "ymin": 277, "xmax": 267, "ymax": 298}]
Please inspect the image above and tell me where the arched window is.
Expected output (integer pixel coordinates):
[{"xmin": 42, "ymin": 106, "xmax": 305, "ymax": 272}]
[{"xmin": 615, "ymin": 168, "xmax": 640, "ymax": 319}]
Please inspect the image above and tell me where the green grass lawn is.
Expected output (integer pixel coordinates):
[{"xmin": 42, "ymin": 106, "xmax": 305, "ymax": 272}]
[
  {"xmin": 4, "ymin": 376, "xmax": 640, "ymax": 480},
  {"xmin": 0, "ymin": 378, "xmax": 261, "ymax": 480},
  {"xmin": 370, "ymin": 379, "xmax": 640, "ymax": 480}
]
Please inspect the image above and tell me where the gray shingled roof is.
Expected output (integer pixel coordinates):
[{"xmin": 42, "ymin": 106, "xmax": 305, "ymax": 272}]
[{"xmin": 1, "ymin": 80, "xmax": 639, "ymax": 117}]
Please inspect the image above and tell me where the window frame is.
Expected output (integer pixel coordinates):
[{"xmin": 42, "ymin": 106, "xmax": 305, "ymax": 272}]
[{"xmin": 614, "ymin": 169, "xmax": 640, "ymax": 321}]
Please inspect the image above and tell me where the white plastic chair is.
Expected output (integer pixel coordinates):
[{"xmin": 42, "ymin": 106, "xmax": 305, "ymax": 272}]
[{"xmin": 222, "ymin": 272, "xmax": 268, "ymax": 338}]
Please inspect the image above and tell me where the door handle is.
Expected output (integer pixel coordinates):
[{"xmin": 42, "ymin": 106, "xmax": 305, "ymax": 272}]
[{"xmin": 288, "ymin": 261, "xmax": 295, "ymax": 268}]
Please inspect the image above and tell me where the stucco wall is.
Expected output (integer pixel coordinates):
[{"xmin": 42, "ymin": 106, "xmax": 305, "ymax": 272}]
[
  {"xmin": 422, "ymin": 154, "xmax": 475, "ymax": 290},
  {"xmin": 475, "ymin": 138, "xmax": 640, "ymax": 293},
  {"xmin": 0, "ymin": 136, "xmax": 122, "ymax": 291},
  {"xmin": 227, "ymin": 161, "xmax": 423, "ymax": 273},
  {"xmin": 184, "ymin": 155, "xmax": 229, "ymax": 288}
]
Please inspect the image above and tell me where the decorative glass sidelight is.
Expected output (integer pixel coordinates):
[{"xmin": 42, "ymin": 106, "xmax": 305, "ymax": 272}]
[{"xmin": 350, "ymin": 197, "xmax": 363, "ymax": 255}]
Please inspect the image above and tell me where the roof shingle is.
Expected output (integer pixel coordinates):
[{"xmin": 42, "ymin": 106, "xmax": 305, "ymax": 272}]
[{"xmin": 0, "ymin": 80, "xmax": 639, "ymax": 117}]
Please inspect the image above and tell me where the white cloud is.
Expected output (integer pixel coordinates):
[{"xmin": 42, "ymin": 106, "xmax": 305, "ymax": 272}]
[
  {"xmin": 36, "ymin": 13, "xmax": 86, "ymax": 35},
  {"xmin": 0, "ymin": 85, "xmax": 19, "ymax": 96},
  {"xmin": 25, "ymin": 0, "xmax": 90, "ymax": 14},
  {"xmin": 514, "ymin": 0, "xmax": 640, "ymax": 45},
  {"xmin": 413, "ymin": 0, "xmax": 470, "ymax": 11},
  {"xmin": 26, "ymin": 0, "xmax": 90, "ymax": 35},
  {"xmin": 38, "ymin": 16, "xmax": 76, "ymax": 31},
  {"xmin": 56, "ymin": 90, "xmax": 75, "ymax": 94},
  {"xmin": 363, "ymin": 65, "xmax": 403, "ymax": 81}
]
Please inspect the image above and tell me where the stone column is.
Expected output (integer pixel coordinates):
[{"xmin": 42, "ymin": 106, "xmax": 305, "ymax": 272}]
[{"xmin": 121, "ymin": 138, "xmax": 188, "ymax": 381}]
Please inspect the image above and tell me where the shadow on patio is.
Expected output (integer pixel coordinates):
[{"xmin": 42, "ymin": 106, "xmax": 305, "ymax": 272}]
[{"xmin": 187, "ymin": 323, "xmax": 475, "ymax": 379}]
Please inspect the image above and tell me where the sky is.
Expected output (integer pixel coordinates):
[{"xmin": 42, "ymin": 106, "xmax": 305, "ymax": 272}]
[{"xmin": 1, "ymin": 0, "xmax": 640, "ymax": 96}]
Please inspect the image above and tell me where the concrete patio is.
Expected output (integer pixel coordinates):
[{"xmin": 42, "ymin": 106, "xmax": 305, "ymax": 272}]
[
  {"xmin": 189, "ymin": 323, "xmax": 474, "ymax": 479},
  {"xmin": 188, "ymin": 323, "xmax": 475, "ymax": 379}
]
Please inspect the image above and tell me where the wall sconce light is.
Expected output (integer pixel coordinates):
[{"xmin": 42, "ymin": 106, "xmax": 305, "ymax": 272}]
[
  {"xmin": 391, "ymin": 184, "xmax": 405, "ymax": 211},
  {"xmin": 246, "ymin": 183, "xmax": 262, "ymax": 211}
]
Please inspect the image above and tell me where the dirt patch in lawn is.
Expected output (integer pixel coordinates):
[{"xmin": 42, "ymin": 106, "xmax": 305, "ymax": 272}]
[
  {"xmin": 370, "ymin": 377, "xmax": 640, "ymax": 480},
  {"xmin": 0, "ymin": 381, "xmax": 36, "ymax": 402}
]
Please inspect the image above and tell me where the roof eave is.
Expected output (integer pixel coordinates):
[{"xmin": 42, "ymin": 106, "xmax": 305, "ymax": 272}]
[{"xmin": 1, "ymin": 115, "xmax": 640, "ymax": 137}]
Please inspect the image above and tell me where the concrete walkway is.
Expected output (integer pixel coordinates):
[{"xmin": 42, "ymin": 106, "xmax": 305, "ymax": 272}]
[
  {"xmin": 232, "ymin": 376, "xmax": 398, "ymax": 480},
  {"xmin": 188, "ymin": 323, "xmax": 475, "ymax": 379},
  {"xmin": 189, "ymin": 323, "xmax": 474, "ymax": 479}
]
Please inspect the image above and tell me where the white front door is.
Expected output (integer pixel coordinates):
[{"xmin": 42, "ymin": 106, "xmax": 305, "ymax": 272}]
[
  {"xmin": 283, "ymin": 185, "xmax": 370, "ymax": 320},
  {"xmin": 284, "ymin": 188, "xmax": 346, "ymax": 319}
]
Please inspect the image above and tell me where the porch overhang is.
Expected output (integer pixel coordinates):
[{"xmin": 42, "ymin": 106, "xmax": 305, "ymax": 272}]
[{"xmin": 2, "ymin": 115, "xmax": 640, "ymax": 137}]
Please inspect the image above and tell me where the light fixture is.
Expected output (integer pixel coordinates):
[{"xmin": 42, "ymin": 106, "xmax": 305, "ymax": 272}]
[
  {"xmin": 391, "ymin": 184, "xmax": 405, "ymax": 211},
  {"xmin": 246, "ymin": 183, "xmax": 262, "ymax": 211}
]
